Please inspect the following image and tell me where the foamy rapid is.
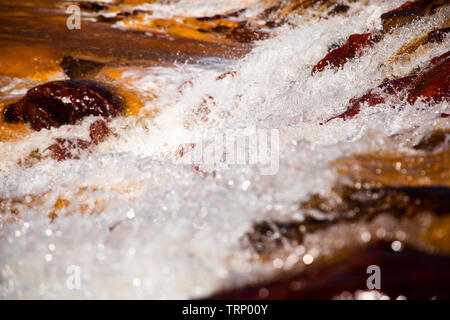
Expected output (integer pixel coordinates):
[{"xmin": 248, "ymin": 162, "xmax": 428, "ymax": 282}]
[{"xmin": 0, "ymin": 0, "xmax": 448, "ymax": 299}]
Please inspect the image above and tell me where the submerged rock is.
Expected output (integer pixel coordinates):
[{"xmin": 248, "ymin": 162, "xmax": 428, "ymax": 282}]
[
  {"xmin": 48, "ymin": 138, "xmax": 91, "ymax": 161},
  {"xmin": 313, "ymin": 0, "xmax": 448, "ymax": 74},
  {"xmin": 242, "ymin": 221, "xmax": 304, "ymax": 256},
  {"xmin": 327, "ymin": 51, "xmax": 449, "ymax": 122},
  {"xmin": 208, "ymin": 241, "xmax": 450, "ymax": 299},
  {"xmin": 381, "ymin": 0, "xmax": 447, "ymax": 33},
  {"xmin": 300, "ymin": 185, "xmax": 450, "ymax": 221},
  {"xmin": 48, "ymin": 120, "xmax": 111, "ymax": 161},
  {"xmin": 89, "ymin": 119, "xmax": 111, "ymax": 145},
  {"xmin": 60, "ymin": 56, "xmax": 105, "ymax": 80},
  {"xmin": 78, "ymin": 1, "xmax": 108, "ymax": 12},
  {"xmin": 326, "ymin": 75, "xmax": 417, "ymax": 121},
  {"xmin": 394, "ymin": 27, "xmax": 450, "ymax": 57},
  {"xmin": 407, "ymin": 50, "xmax": 450, "ymax": 104},
  {"xmin": 2, "ymin": 80, "xmax": 123, "ymax": 131},
  {"xmin": 312, "ymin": 33, "xmax": 376, "ymax": 74},
  {"xmin": 413, "ymin": 129, "xmax": 450, "ymax": 151}
]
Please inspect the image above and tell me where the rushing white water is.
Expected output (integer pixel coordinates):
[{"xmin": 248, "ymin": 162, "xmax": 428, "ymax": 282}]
[{"xmin": 0, "ymin": 0, "xmax": 449, "ymax": 299}]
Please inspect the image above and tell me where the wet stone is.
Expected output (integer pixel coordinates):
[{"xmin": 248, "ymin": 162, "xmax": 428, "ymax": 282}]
[
  {"xmin": 78, "ymin": 1, "xmax": 108, "ymax": 12},
  {"xmin": 413, "ymin": 129, "xmax": 450, "ymax": 152},
  {"xmin": 2, "ymin": 80, "xmax": 123, "ymax": 131},
  {"xmin": 47, "ymin": 120, "xmax": 111, "ymax": 161},
  {"xmin": 208, "ymin": 241, "xmax": 450, "ymax": 299},
  {"xmin": 407, "ymin": 50, "xmax": 450, "ymax": 104},
  {"xmin": 89, "ymin": 119, "xmax": 111, "ymax": 145},
  {"xmin": 327, "ymin": 75, "xmax": 417, "ymax": 122},
  {"xmin": 48, "ymin": 138, "xmax": 90, "ymax": 161},
  {"xmin": 328, "ymin": 4, "xmax": 350, "ymax": 16},
  {"xmin": 312, "ymin": 33, "xmax": 376, "ymax": 74},
  {"xmin": 61, "ymin": 56, "xmax": 105, "ymax": 80},
  {"xmin": 381, "ymin": 0, "xmax": 447, "ymax": 33},
  {"xmin": 327, "ymin": 51, "xmax": 449, "ymax": 122},
  {"xmin": 242, "ymin": 221, "xmax": 304, "ymax": 255}
]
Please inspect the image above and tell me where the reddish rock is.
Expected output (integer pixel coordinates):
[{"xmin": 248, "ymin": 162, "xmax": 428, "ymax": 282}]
[
  {"xmin": 327, "ymin": 75, "xmax": 417, "ymax": 122},
  {"xmin": 242, "ymin": 221, "xmax": 304, "ymax": 255},
  {"xmin": 407, "ymin": 51, "xmax": 449, "ymax": 104},
  {"xmin": 327, "ymin": 51, "xmax": 449, "ymax": 122},
  {"xmin": 312, "ymin": 33, "xmax": 376, "ymax": 74},
  {"xmin": 314, "ymin": 1, "xmax": 447, "ymax": 74},
  {"xmin": 207, "ymin": 241, "xmax": 450, "ymax": 300},
  {"xmin": 326, "ymin": 104, "xmax": 361, "ymax": 122},
  {"xmin": 381, "ymin": 0, "xmax": 447, "ymax": 33},
  {"xmin": 89, "ymin": 119, "xmax": 110, "ymax": 145},
  {"xmin": 431, "ymin": 50, "xmax": 450, "ymax": 65},
  {"xmin": 48, "ymin": 138, "xmax": 90, "ymax": 161},
  {"xmin": 413, "ymin": 129, "xmax": 449, "ymax": 151},
  {"xmin": 48, "ymin": 120, "xmax": 111, "ymax": 161},
  {"xmin": 2, "ymin": 80, "xmax": 123, "ymax": 131}
]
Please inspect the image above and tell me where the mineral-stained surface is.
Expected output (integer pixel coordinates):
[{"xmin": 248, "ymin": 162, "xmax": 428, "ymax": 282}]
[
  {"xmin": 380, "ymin": 0, "xmax": 447, "ymax": 33},
  {"xmin": 60, "ymin": 56, "xmax": 105, "ymax": 80},
  {"xmin": 327, "ymin": 50, "xmax": 449, "ymax": 122},
  {"xmin": 312, "ymin": 33, "xmax": 377, "ymax": 74},
  {"xmin": 48, "ymin": 120, "xmax": 111, "ymax": 161}
]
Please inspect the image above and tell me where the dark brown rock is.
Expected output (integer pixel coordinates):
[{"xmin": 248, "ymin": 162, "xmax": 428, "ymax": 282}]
[
  {"xmin": 407, "ymin": 50, "xmax": 449, "ymax": 104},
  {"xmin": 300, "ymin": 185, "xmax": 450, "ymax": 221},
  {"xmin": 78, "ymin": 1, "xmax": 108, "ymax": 12},
  {"xmin": 47, "ymin": 120, "xmax": 111, "ymax": 161},
  {"xmin": 328, "ymin": 4, "xmax": 350, "ymax": 16},
  {"xmin": 428, "ymin": 27, "xmax": 450, "ymax": 43},
  {"xmin": 242, "ymin": 221, "xmax": 304, "ymax": 255},
  {"xmin": 2, "ymin": 80, "xmax": 123, "ymax": 131},
  {"xmin": 61, "ymin": 56, "xmax": 105, "ymax": 80},
  {"xmin": 327, "ymin": 51, "xmax": 449, "ymax": 122},
  {"xmin": 431, "ymin": 50, "xmax": 450, "ymax": 64},
  {"xmin": 327, "ymin": 75, "xmax": 417, "ymax": 122}
]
